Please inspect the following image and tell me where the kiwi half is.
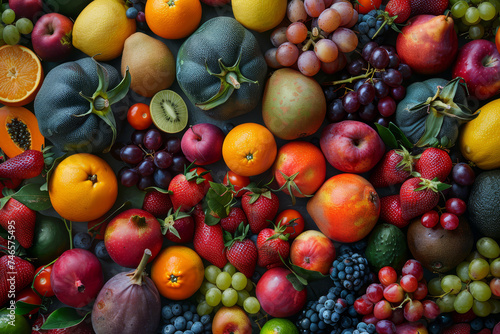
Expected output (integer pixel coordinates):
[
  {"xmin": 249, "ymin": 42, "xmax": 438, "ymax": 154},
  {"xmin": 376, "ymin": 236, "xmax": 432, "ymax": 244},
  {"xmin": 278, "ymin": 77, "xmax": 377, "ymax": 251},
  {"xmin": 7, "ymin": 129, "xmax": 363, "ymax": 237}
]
[{"xmin": 150, "ymin": 90, "xmax": 188, "ymax": 133}]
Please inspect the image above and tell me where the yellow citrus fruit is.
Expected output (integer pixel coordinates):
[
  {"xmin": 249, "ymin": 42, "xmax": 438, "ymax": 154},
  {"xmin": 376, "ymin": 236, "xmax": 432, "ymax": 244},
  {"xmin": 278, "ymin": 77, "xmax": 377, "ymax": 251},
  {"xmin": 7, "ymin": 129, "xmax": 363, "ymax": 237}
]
[
  {"xmin": 260, "ymin": 318, "xmax": 299, "ymax": 334},
  {"xmin": 48, "ymin": 153, "xmax": 118, "ymax": 222},
  {"xmin": 460, "ymin": 99, "xmax": 500, "ymax": 170},
  {"xmin": 222, "ymin": 123, "xmax": 277, "ymax": 177},
  {"xmin": 72, "ymin": 0, "xmax": 136, "ymax": 61},
  {"xmin": 231, "ymin": 0, "xmax": 287, "ymax": 33}
]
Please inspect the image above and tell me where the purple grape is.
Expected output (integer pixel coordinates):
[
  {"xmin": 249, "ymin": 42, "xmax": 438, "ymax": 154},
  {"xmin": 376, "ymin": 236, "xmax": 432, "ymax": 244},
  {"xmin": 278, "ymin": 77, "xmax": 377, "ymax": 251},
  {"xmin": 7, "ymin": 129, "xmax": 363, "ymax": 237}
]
[
  {"xmin": 143, "ymin": 129, "xmax": 163, "ymax": 151},
  {"xmin": 170, "ymin": 155, "xmax": 189, "ymax": 174},
  {"xmin": 452, "ymin": 163, "xmax": 475, "ymax": 186},
  {"xmin": 449, "ymin": 182, "xmax": 470, "ymax": 201},
  {"xmin": 353, "ymin": 79, "xmax": 365, "ymax": 92},
  {"xmin": 110, "ymin": 142, "xmax": 125, "ymax": 161},
  {"xmin": 374, "ymin": 80, "xmax": 390, "ymax": 99},
  {"xmin": 397, "ymin": 63, "xmax": 412, "ymax": 80},
  {"xmin": 380, "ymin": 45, "xmax": 396, "ymax": 54},
  {"xmin": 378, "ymin": 97, "xmax": 397, "ymax": 117},
  {"xmin": 391, "ymin": 86, "xmax": 406, "ymax": 101},
  {"xmin": 343, "ymin": 91, "xmax": 361, "ymax": 113},
  {"xmin": 347, "ymin": 58, "xmax": 367, "ymax": 76},
  {"xmin": 370, "ymin": 47, "xmax": 390, "ymax": 69},
  {"xmin": 166, "ymin": 137, "xmax": 181, "ymax": 154},
  {"xmin": 154, "ymin": 150, "xmax": 173, "ymax": 169},
  {"xmin": 382, "ymin": 69, "xmax": 403, "ymax": 88},
  {"xmin": 362, "ymin": 41, "xmax": 379, "ymax": 62},
  {"xmin": 327, "ymin": 99, "xmax": 347, "ymax": 122},
  {"xmin": 358, "ymin": 83, "xmax": 376, "ymax": 105},
  {"xmin": 131, "ymin": 130, "xmax": 146, "ymax": 146},
  {"xmin": 121, "ymin": 169, "xmax": 139, "ymax": 187},
  {"xmin": 358, "ymin": 103, "xmax": 377, "ymax": 122},
  {"xmin": 137, "ymin": 175, "xmax": 154, "ymax": 191},
  {"xmin": 120, "ymin": 145, "xmax": 144, "ymax": 165},
  {"xmin": 387, "ymin": 53, "xmax": 400, "ymax": 69},
  {"xmin": 376, "ymin": 320, "xmax": 396, "ymax": 334},
  {"xmin": 346, "ymin": 112, "xmax": 360, "ymax": 121},
  {"xmin": 323, "ymin": 86, "xmax": 338, "ymax": 103},
  {"xmin": 153, "ymin": 168, "xmax": 173, "ymax": 189},
  {"xmin": 137, "ymin": 157, "xmax": 155, "ymax": 176},
  {"xmin": 376, "ymin": 117, "xmax": 390, "ymax": 127},
  {"xmin": 136, "ymin": 11, "xmax": 146, "ymax": 22}
]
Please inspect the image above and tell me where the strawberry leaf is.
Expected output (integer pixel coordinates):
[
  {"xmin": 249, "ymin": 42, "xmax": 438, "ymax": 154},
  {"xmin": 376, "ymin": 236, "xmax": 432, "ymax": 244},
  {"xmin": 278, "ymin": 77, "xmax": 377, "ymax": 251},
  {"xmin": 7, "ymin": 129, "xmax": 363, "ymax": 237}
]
[
  {"xmin": 388, "ymin": 122, "xmax": 413, "ymax": 150},
  {"xmin": 375, "ymin": 123, "xmax": 399, "ymax": 149},
  {"xmin": 205, "ymin": 182, "xmax": 234, "ymax": 221},
  {"xmin": 15, "ymin": 300, "xmax": 42, "ymax": 315},
  {"xmin": 144, "ymin": 186, "xmax": 173, "ymax": 195},
  {"xmin": 11, "ymin": 183, "xmax": 51, "ymax": 211},
  {"xmin": 41, "ymin": 308, "xmax": 90, "ymax": 330},
  {"xmin": 40, "ymin": 153, "xmax": 67, "ymax": 192},
  {"xmin": 204, "ymin": 208, "xmax": 221, "ymax": 226}
]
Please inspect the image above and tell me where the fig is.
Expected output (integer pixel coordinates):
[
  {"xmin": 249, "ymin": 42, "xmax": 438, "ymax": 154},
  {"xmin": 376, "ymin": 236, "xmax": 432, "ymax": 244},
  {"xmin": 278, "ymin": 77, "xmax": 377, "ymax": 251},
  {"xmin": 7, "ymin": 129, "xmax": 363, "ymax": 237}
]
[{"xmin": 92, "ymin": 249, "xmax": 161, "ymax": 334}]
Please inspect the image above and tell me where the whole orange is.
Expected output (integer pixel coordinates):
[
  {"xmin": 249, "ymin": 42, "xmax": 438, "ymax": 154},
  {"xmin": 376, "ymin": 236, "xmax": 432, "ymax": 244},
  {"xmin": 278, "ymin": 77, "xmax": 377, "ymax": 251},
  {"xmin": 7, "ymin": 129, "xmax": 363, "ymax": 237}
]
[
  {"xmin": 306, "ymin": 174, "xmax": 380, "ymax": 243},
  {"xmin": 222, "ymin": 123, "xmax": 277, "ymax": 177},
  {"xmin": 48, "ymin": 153, "xmax": 118, "ymax": 222},
  {"xmin": 145, "ymin": 0, "xmax": 202, "ymax": 40},
  {"xmin": 151, "ymin": 245, "xmax": 204, "ymax": 300}
]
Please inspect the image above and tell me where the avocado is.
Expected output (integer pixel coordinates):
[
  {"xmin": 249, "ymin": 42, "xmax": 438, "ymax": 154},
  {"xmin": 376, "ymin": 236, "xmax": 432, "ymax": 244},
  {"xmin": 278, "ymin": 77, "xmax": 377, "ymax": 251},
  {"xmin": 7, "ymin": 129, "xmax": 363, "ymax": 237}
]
[
  {"xmin": 365, "ymin": 223, "xmax": 408, "ymax": 271},
  {"xmin": 468, "ymin": 169, "xmax": 500, "ymax": 239}
]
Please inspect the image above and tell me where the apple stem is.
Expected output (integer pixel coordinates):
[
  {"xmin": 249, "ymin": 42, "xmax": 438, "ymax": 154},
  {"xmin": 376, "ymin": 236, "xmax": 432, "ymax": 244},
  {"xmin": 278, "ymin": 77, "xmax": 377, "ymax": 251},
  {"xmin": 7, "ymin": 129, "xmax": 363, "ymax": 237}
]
[
  {"xmin": 129, "ymin": 249, "xmax": 152, "ymax": 285},
  {"xmin": 189, "ymin": 125, "xmax": 202, "ymax": 140}
]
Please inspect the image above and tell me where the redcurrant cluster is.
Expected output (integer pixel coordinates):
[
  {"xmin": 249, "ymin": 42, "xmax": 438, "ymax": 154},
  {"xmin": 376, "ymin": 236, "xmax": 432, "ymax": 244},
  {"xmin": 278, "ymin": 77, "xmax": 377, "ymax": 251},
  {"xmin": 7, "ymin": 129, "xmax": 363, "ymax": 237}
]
[{"xmin": 420, "ymin": 197, "xmax": 467, "ymax": 231}]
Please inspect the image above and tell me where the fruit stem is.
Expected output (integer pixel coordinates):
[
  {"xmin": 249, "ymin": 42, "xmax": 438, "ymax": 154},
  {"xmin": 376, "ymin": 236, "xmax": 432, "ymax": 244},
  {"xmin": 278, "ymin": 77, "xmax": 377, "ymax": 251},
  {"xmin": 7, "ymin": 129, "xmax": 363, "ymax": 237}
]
[
  {"xmin": 324, "ymin": 69, "xmax": 375, "ymax": 86},
  {"xmin": 129, "ymin": 248, "xmax": 152, "ymax": 285}
]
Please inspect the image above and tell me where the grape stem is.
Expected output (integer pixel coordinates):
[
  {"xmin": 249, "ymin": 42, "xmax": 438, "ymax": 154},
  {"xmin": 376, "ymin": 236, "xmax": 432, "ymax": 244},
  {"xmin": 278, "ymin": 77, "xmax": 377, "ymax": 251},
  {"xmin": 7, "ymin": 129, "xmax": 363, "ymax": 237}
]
[
  {"xmin": 323, "ymin": 69, "xmax": 376, "ymax": 86},
  {"xmin": 302, "ymin": 27, "xmax": 325, "ymax": 52},
  {"xmin": 392, "ymin": 294, "xmax": 413, "ymax": 310}
]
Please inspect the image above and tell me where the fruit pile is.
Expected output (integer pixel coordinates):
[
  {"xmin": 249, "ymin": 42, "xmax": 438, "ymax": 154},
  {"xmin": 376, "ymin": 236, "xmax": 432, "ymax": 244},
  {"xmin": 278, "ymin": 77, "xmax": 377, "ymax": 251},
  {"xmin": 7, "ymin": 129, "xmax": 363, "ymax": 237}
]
[{"xmin": 3, "ymin": 0, "xmax": 500, "ymax": 333}]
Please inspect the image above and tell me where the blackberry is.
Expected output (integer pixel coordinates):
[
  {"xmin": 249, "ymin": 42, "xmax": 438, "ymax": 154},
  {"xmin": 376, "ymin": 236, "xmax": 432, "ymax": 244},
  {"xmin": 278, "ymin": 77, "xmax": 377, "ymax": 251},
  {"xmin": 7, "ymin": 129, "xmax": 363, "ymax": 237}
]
[
  {"xmin": 161, "ymin": 301, "xmax": 212, "ymax": 334},
  {"xmin": 330, "ymin": 252, "xmax": 371, "ymax": 292},
  {"xmin": 353, "ymin": 10, "xmax": 389, "ymax": 48}
]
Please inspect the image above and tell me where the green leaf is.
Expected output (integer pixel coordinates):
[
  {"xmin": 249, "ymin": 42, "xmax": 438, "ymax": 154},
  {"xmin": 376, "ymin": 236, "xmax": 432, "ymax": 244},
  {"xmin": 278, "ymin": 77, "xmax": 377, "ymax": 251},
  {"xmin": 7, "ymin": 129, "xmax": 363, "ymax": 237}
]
[
  {"xmin": 205, "ymin": 183, "xmax": 233, "ymax": 221},
  {"xmin": 0, "ymin": 195, "xmax": 11, "ymax": 210},
  {"xmin": 41, "ymin": 153, "xmax": 68, "ymax": 192},
  {"xmin": 107, "ymin": 68, "xmax": 131, "ymax": 105},
  {"xmin": 204, "ymin": 210, "xmax": 221, "ymax": 226},
  {"xmin": 388, "ymin": 122, "xmax": 413, "ymax": 149},
  {"xmin": 41, "ymin": 308, "xmax": 90, "ymax": 330},
  {"xmin": 286, "ymin": 273, "xmax": 306, "ymax": 291},
  {"xmin": 415, "ymin": 109, "xmax": 445, "ymax": 147},
  {"xmin": 15, "ymin": 301, "xmax": 41, "ymax": 315},
  {"xmin": 144, "ymin": 186, "xmax": 173, "ymax": 194},
  {"xmin": 115, "ymin": 184, "xmax": 146, "ymax": 211},
  {"xmin": 290, "ymin": 263, "xmax": 328, "ymax": 282},
  {"xmin": 11, "ymin": 183, "xmax": 51, "ymax": 211},
  {"xmin": 375, "ymin": 123, "xmax": 398, "ymax": 149}
]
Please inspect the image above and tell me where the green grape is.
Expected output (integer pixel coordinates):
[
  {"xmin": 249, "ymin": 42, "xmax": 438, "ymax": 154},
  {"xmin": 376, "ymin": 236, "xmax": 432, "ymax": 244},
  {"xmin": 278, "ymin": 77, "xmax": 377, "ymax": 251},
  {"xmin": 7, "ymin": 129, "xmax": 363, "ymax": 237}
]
[
  {"xmin": 441, "ymin": 275, "xmax": 462, "ymax": 294},
  {"xmin": 428, "ymin": 277, "xmax": 445, "ymax": 295},
  {"xmin": 469, "ymin": 24, "xmax": 485, "ymax": 39},
  {"xmin": 199, "ymin": 280, "xmax": 216, "ymax": 295},
  {"xmin": 469, "ymin": 258, "xmax": 490, "ymax": 280},
  {"xmin": 196, "ymin": 301, "xmax": 213, "ymax": 316},
  {"xmin": 243, "ymin": 296, "xmax": 261, "ymax": 314},
  {"xmin": 490, "ymin": 258, "xmax": 500, "ymax": 277},
  {"xmin": 216, "ymin": 271, "xmax": 232, "ymax": 290},
  {"xmin": 223, "ymin": 263, "xmax": 237, "ymax": 276},
  {"xmin": 231, "ymin": 272, "xmax": 248, "ymax": 291},
  {"xmin": 490, "ymin": 0, "xmax": 500, "ymax": 12},
  {"xmin": 454, "ymin": 290, "xmax": 474, "ymax": 314},
  {"xmin": 478, "ymin": 2, "xmax": 497, "ymax": 21},
  {"xmin": 437, "ymin": 294, "xmax": 457, "ymax": 313},
  {"xmin": 464, "ymin": 7, "xmax": 481, "ymax": 24},
  {"xmin": 467, "ymin": 250, "xmax": 486, "ymax": 262},
  {"xmin": 456, "ymin": 19, "xmax": 470, "ymax": 32},
  {"xmin": 449, "ymin": 0, "xmax": 461, "ymax": 5},
  {"xmin": 245, "ymin": 279, "xmax": 254, "ymax": 292},
  {"xmin": 3, "ymin": 24, "xmax": 19, "ymax": 45},
  {"xmin": 469, "ymin": 280, "xmax": 492, "ymax": 302},
  {"xmin": 221, "ymin": 288, "xmax": 238, "ymax": 307},
  {"xmin": 1, "ymin": 9, "xmax": 15, "ymax": 25},
  {"xmin": 456, "ymin": 262, "xmax": 471, "ymax": 282},
  {"xmin": 15, "ymin": 18, "xmax": 33, "ymax": 35},
  {"xmin": 471, "ymin": 0, "xmax": 482, "ymax": 4},
  {"xmin": 489, "ymin": 298, "xmax": 500, "ymax": 313},
  {"xmin": 237, "ymin": 289, "xmax": 250, "ymax": 306},
  {"xmin": 205, "ymin": 287, "xmax": 222, "ymax": 307},
  {"xmin": 205, "ymin": 265, "xmax": 221, "ymax": 284},
  {"xmin": 473, "ymin": 299, "xmax": 492, "ymax": 317},
  {"xmin": 477, "ymin": 237, "xmax": 500, "ymax": 258},
  {"xmin": 451, "ymin": 1, "xmax": 470, "ymax": 18}
]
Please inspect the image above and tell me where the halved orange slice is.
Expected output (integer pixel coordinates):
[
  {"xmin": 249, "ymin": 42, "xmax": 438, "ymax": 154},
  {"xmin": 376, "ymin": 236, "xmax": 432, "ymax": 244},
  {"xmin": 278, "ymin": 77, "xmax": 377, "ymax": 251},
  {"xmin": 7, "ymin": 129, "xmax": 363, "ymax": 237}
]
[{"xmin": 0, "ymin": 45, "xmax": 44, "ymax": 107}]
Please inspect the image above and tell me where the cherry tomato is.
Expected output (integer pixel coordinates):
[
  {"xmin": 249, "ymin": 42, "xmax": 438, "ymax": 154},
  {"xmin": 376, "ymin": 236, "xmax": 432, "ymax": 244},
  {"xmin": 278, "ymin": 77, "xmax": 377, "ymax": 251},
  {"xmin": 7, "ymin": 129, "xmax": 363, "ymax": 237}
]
[
  {"xmin": 15, "ymin": 287, "xmax": 42, "ymax": 315},
  {"xmin": 127, "ymin": 103, "xmax": 152, "ymax": 130},
  {"xmin": 222, "ymin": 171, "xmax": 251, "ymax": 197},
  {"xmin": 33, "ymin": 265, "xmax": 55, "ymax": 297},
  {"xmin": 275, "ymin": 209, "xmax": 305, "ymax": 239},
  {"xmin": 355, "ymin": 0, "xmax": 382, "ymax": 14}
]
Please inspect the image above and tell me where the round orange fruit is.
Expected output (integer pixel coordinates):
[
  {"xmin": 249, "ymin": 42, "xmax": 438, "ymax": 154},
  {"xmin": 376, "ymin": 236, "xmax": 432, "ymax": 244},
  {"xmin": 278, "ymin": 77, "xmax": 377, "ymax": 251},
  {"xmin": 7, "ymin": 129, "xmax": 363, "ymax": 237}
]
[
  {"xmin": 151, "ymin": 245, "xmax": 204, "ymax": 300},
  {"xmin": 48, "ymin": 153, "xmax": 118, "ymax": 222},
  {"xmin": 145, "ymin": 0, "xmax": 202, "ymax": 40},
  {"xmin": 222, "ymin": 123, "xmax": 277, "ymax": 177}
]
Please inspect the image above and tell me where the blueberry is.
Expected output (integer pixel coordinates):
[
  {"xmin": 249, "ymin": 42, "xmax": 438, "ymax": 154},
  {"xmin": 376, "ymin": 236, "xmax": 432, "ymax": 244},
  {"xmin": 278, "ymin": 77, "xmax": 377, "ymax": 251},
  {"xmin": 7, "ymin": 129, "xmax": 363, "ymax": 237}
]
[
  {"xmin": 200, "ymin": 315, "xmax": 210, "ymax": 325},
  {"xmin": 184, "ymin": 311, "xmax": 193, "ymax": 321},
  {"xmin": 310, "ymin": 313, "xmax": 319, "ymax": 323},
  {"xmin": 189, "ymin": 304, "xmax": 197, "ymax": 314},
  {"xmin": 358, "ymin": 22, "xmax": 369, "ymax": 34},
  {"xmin": 162, "ymin": 324, "xmax": 175, "ymax": 334},
  {"xmin": 185, "ymin": 331, "xmax": 194, "ymax": 334},
  {"xmin": 366, "ymin": 16, "xmax": 376, "ymax": 28},
  {"xmin": 94, "ymin": 240, "xmax": 110, "ymax": 260},
  {"xmin": 191, "ymin": 322, "xmax": 203, "ymax": 334},
  {"xmin": 484, "ymin": 317, "xmax": 496, "ymax": 329},
  {"xmin": 324, "ymin": 300, "xmax": 335, "ymax": 309},
  {"xmin": 318, "ymin": 296, "xmax": 327, "ymax": 304},
  {"xmin": 172, "ymin": 304, "xmax": 182, "ymax": 316},
  {"xmin": 366, "ymin": 323, "xmax": 376, "ymax": 333},
  {"xmin": 126, "ymin": 7, "xmax": 138, "ymax": 19},
  {"xmin": 186, "ymin": 321, "xmax": 193, "ymax": 329},
  {"xmin": 174, "ymin": 316, "xmax": 186, "ymax": 330},
  {"xmin": 162, "ymin": 305, "xmax": 173, "ymax": 321},
  {"xmin": 249, "ymin": 234, "xmax": 258, "ymax": 244},
  {"xmin": 73, "ymin": 232, "xmax": 92, "ymax": 250},
  {"xmin": 471, "ymin": 318, "xmax": 483, "ymax": 331},
  {"xmin": 251, "ymin": 271, "xmax": 261, "ymax": 283},
  {"xmin": 436, "ymin": 313, "xmax": 453, "ymax": 327},
  {"xmin": 192, "ymin": 314, "xmax": 200, "ymax": 322},
  {"xmin": 310, "ymin": 323, "xmax": 319, "ymax": 332},
  {"xmin": 300, "ymin": 318, "xmax": 311, "ymax": 329},
  {"xmin": 182, "ymin": 303, "xmax": 190, "ymax": 312},
  {"xmin": 428, "ymin": 323, "xmax": 442, "ymax": 334}
]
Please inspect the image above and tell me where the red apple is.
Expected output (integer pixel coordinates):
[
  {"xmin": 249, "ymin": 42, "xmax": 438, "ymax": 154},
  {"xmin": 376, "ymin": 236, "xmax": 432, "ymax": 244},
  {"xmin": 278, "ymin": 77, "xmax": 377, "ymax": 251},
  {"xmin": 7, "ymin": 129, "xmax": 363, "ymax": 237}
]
[
  {"xmin": 8, "ymin": 0, "xmax": 42, "ymax": 21},
  {"xmin": 255, "ymin": 267, "xmax": 307, "ymax": 318},
  {"xmin": 212, "ymin": 306, "xmax": 252, "ymax": 334},
  {"xmin": 319, "ymin": 120, "xmax": 385, "ymax": 173},
  {"xmin": 31, "ymin": 13, "xmax": 74, "ymax": 62},
  {"xmin": 104, "ymin": 209, "xmax": 163, "ymax": 268},
  {"xmin": 290, "ymin": 230, "xmax": 336, "ymax": 275},
  {"xmin": 181, "ymin": 123, "xmax": 225, "ymax": 165},
  {"xmin": 201, "ymin": 0, "xmax": 230, "ymax": 6},
  {"xmin": 396, "ymin": 15, "xmax": 458, "ymax": 75},
  {"xmin": 452, "ymin": 39, "xmax": 500, "ymax": 100},
  {"xmin": 51, "ymin": 248, "xmax": 104, "ymax": 308}
]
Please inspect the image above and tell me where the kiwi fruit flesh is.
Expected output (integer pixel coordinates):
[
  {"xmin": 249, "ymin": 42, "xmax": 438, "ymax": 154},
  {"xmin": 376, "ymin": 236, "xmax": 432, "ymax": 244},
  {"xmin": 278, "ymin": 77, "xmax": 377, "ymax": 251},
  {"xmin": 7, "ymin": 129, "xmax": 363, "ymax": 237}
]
[{"xmin": 150, "ymin": 90, "xmax": 188, "ymax": 133}]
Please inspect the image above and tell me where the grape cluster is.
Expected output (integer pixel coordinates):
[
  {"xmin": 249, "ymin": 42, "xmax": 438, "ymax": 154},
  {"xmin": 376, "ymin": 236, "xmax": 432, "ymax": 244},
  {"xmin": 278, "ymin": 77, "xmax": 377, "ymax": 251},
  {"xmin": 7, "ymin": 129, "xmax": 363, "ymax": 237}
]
[
  {"xmin": 429, "ymin": 237, "xmax": 500, "ymax": 317},
  {"xmin": 196, "ymin": 263, "xmax": 260, "ymax": 316},
  {"xmin": 325, "ymin": 42, "xmax": 411, "ymax": 125},
  {"xmin": 112, "ymin": 128, "xmax": 189, "ymax": 191},
  {"xmin": 0, "ymin": 5, "xmax": 34, "ymax": 46},
  {"xmin": 266, "ymin": 0, "xmax": 360, "ymax": 76},
  {"xmin": 161, "ymin": 301, "xmax": 212, "ymax": 334},
  {"xmin": 353, "ymin": 10, "xmax": 390, "ymax": 48},
  {"xmin": 330, "ymin": 251, "xmax": 371, "ymax": 292},
  {"xmin": 450, "ymin": 0, "xmax": 500, "ymax": 39}
]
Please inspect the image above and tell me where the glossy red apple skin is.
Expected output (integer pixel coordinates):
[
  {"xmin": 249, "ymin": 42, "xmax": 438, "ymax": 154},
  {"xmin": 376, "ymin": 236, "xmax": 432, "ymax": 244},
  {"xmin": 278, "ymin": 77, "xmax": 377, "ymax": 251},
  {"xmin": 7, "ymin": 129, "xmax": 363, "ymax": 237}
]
[
  {"xmin": 255, "ymin": 267, "xmax": 307, "ymax": 318},
  {"xmin": 31, "ymin": 13, "xmax": 74, "ymax": 62},
  {"xmin": 51, "ymin": 248, "xmax": 104, "ymax": 308},
  {"xmin": 453, "ymin": 39, "xmax": 500, "ymax": 100},
  {"xmin": 320, "ymin": 120, "xmax": 385, "ymax": 174},
  {"xmin": 290, "ymin": 230, "xmax": 336, "ymax": 275},
  {"xmin": 181, "ymin": 123, "xmax": 225, "ymax": 165},
  {"xmin": 8, "ymin": 0, "xmax": 42, "ymax": 20},
  {"xmin": 396, "ymin": 15, "xmax": 458, "ymax": 75},
  {"xmin": 200, "ymin": 0, "xmax": 230, "ymax": 6}
]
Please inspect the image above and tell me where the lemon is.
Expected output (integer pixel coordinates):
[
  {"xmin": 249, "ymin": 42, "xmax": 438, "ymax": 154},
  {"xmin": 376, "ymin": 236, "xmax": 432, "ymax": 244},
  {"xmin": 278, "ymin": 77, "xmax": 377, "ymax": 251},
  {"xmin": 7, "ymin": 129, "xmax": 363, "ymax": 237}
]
[
  {"xmin": 231, "ymin": 0, "xmax": 287, "ymax": 33},
  {"xmin": 460, "ymin": 98, "xmax": 500, "ymax": 170},
  {"xmin": 73, "ymin": 0, "xmax": 136, "ymax": 61},
  {"xmin": 260, "ymin": 318, "xmax": 299, "ymax": 334}
]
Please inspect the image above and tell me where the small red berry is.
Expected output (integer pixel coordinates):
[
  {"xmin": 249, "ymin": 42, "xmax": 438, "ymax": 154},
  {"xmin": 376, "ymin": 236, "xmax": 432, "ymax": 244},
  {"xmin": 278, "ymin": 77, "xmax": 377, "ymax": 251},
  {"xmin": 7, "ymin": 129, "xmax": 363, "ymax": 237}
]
[
  {"xmin": 440, "ymin": 212, "xmax": 459, "ymax": 230},
  {"xmin": 421, "ymin": 210, "xmax": 439, "ymax": 228}
]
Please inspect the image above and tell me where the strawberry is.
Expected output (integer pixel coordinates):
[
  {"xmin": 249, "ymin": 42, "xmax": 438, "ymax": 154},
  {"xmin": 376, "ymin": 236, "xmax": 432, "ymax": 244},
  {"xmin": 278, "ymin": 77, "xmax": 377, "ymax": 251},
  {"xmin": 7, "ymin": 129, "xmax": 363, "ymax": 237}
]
[
  {"xmin": 142, "ymin": 190, "xmax": 173, "ymax": 218},
  {"xmin": 193, "ymin": 204, "xmax": 227, "ymax": 268},
  {"xmin": 256, "ymin": 223, "xmax": 290, "ymax": 269},
  {"xmin": 369, "ymin": 147, "xmax": 415, "ymax": 188},
  {"xmin": 385, "ymin": 0, "xmax": 411, "ymax": 24},
  {"xmin": 224, "ymin": 223, "xmax": 258, "ymax": 278},
  {"xmin": 443, "ymin": 323, "xmax": 471, "ymax": 334},
  {"xmin": 1, "ymin": 177, "xmax": 22, "ymax": 190},
  {"xmin": 0, "ymin": 198, "xmax": 36, "ymax": 248},
  {"xmin": 379, "ymin": 195, "xmax": 409, "ymax": 228},
  {"xmin": 168, "ymin": 166, "xmax": 212, "ymax": 212},
  {"xmin": 0, "ymin": 236, "xmax": 7, "ymax": 249},
  {"xmin": 159, "ymin": 207, "xmax": 194, "ymax": 243},
  {"xmin": 220, "ymin": 207, "xmax": 248, "ymax": 234},
  {"xmin": 0, "ymin": 255, "xmax": 35, "ymax": 306},
  {"xmin": 241, "ymin": 187, "xmax": 279, "ymax": 235},
  {"xmin": 0, "ymin": 149, "xmax": 45, "ymax": 180},
  {"xmin": 410, "ymin": 0, "xmax": 448, "ymax": 16},
  {"xmin": 452, "ymin": 309, "xmax": 476, "ymax": 323},
  {"xmin": 415, "ymin": 147, "xmax": 452, "ymax": 182},
  {"xmin": 399, "ymin": 177, "xmax": 450, "ymax": 220},
  {"xmin": 32, "ymin": 313, "xmax": 94, "ymax": 333}
]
